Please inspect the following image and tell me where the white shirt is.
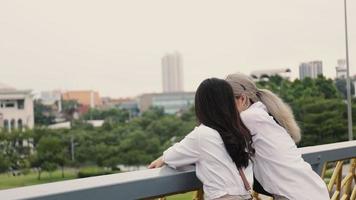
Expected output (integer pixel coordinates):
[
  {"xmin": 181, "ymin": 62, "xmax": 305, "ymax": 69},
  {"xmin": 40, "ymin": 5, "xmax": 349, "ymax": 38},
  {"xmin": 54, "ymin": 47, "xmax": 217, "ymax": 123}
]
[
  {"xmin": 163, "ymin": 125, "xmax": 253, "ymax": 200},
  {"xmin": 240, "ymin": 102, "xmax": 329, "ymax": 200}
]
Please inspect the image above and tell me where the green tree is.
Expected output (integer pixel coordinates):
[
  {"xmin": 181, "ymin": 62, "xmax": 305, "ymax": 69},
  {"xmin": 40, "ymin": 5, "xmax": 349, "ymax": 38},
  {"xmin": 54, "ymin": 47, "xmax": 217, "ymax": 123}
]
[
  {"xmin": 62, "ymin": 100, "xmax": 80, "ymax": 121},
  {"xmin": 34, "ymin": 101, "xmax": 55, "ymax": 126},
  {"xmin": 0, "ymin": 131, "xmax": 32, "ymax": 174},
  {"xmin": 335, "ymin": 78, "xmax": 355, "ymax": 99},
  {"xmin": 83, "ymin": 108, "xmax": 129, "ymax": 121},
  {"xmin": 295, "ymin": 97, "xmax": 348, "ymax": 146},
  {"xmin": 32, "ymin": 136, "xmax": 69, "ymax": 179},
  {"xmin": 257, "ymin": 75, "xmax": 349, "ymax": 146},
  {"xmin": 314, "ymin": 75, "xmax": 339, "ymax": 99},
  {"xmin": 146, "ymin": 115, "xmax": 184, "ymax": 143},
  {"xmin": 118, "ymin": 130, "xmax": 159, "ymax": 166},
  {"xmin": 0, "ymin": 153, "xmax": 10, "ymax": 173}
]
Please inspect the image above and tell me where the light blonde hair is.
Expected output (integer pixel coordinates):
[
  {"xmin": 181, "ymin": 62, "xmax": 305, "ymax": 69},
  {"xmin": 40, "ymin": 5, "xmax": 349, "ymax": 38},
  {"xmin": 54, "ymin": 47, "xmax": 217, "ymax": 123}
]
[{"xmin": 226, "ymin": 73, "xmax": 301, "ymax": 143}]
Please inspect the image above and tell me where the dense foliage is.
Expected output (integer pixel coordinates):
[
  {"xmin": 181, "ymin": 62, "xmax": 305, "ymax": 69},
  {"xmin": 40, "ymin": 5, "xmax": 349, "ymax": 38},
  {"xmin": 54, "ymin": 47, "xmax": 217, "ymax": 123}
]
[
  {"xmin": 0, "ymin": 107, "xmax": 196, "ymax": 176},
  {"xmin": 257, "ymin": 75, "xmax": 355, "ymax": 146}
]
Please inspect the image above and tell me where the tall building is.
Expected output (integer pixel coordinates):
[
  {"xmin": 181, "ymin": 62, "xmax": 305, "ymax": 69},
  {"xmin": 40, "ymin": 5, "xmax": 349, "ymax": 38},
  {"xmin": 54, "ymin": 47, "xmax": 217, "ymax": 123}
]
[
  {"xmin": 162, "ymin": 52, "xmax": 184, "ymax": 93},
  {"xmin": 335, "ymin": 59, "xmax": 347, "ymax": 79},
  {"xmin": 0, "ymin": 83, "xmax": 34, "ymax": 131},
  {"xmin": 299, "ymin": 61, "xmax": 323, "ymax": 79}
]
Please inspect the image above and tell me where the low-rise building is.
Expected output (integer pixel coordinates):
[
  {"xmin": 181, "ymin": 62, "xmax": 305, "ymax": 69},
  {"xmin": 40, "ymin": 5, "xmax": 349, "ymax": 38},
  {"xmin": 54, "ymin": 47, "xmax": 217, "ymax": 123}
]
[
  {"xmin": 101, "ymin": 97, "xmax": 132, "ymax": 109},
  {"xmin": 118, "ymin": 100, "xmax": 140, "ymax": 118},
  {"xmin": 100, "ymin": 97, "xmax": 139, "ymax": 118},
  {"xmin": 0, "ymin": 83, "xmax": 34, "ymax": 131},
  {"xmin": 138, "ymin": 92, "xmax": 195, "ymax": 114},
  {"xmin": 250, "ymin": 68, "xmax": 291, "ymax": 81},
  {"xmin": 62, "ymin": 90, "xmax": 102, "ymax": 108}
]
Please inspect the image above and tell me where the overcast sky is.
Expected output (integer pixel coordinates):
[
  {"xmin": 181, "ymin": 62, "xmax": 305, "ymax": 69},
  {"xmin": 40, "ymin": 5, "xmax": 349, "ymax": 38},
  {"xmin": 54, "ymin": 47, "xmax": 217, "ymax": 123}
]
[{"xmin": 1, "ymin": 0, "xmax": 355, "ymax": 97}]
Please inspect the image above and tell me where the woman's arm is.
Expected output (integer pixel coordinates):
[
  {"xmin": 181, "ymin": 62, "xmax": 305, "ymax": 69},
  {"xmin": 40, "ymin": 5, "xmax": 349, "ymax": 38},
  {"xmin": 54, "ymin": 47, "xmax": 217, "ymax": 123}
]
[{"xmin": 148, "ymin": 127, "xmax": 201, "ymax": 169}]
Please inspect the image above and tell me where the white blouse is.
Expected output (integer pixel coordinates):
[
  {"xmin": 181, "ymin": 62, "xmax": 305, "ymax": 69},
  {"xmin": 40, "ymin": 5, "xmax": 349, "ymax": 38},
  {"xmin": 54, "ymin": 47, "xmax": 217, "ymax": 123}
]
[
  {"xmin": 162, "ymin": 125, "xmax": 253, "ymax": 200},
  {"xmin": 240, "ymin": 102, "xmax": 329, "ymax": 200}
]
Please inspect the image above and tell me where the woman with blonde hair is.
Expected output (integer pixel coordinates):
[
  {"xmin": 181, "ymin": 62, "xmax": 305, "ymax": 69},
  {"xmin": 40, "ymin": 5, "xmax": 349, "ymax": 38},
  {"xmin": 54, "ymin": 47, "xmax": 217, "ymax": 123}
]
[{"xmin": 226, "ymin": 73, "xmax": 329, "ymax": 200}]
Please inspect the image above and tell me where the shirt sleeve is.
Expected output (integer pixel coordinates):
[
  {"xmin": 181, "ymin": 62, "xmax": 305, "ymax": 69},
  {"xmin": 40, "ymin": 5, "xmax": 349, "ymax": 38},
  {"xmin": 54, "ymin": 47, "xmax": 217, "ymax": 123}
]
[
  {"xmin": 162, "ymin": 127, "xmax": 201, "ymax": 169},
  {"xmin": 241, "ymin": 107, "xmax": 293, "ymax": 144},
  {"xmin": 240, "ymin": 108, "xmax": 266, "ymax": 133}
]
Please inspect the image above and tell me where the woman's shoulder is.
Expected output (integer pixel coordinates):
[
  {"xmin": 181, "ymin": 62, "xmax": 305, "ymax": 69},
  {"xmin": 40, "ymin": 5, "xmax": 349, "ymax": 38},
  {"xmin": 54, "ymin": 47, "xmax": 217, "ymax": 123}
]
[
  {"xmin": 194, "ymin": 124, "xmax": 219, "ymax": 135},
  {"xmin": 190, "ymin": 125, "xmax": 222, "ymax": 141},
  {"xmin": 240, "ymin": 102, "xmax": 270, "ymax": 123}
]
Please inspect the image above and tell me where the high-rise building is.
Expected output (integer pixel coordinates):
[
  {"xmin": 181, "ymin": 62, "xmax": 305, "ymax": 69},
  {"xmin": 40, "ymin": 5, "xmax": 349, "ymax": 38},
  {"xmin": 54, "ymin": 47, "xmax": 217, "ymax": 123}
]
[
  {"xmin": 335, "ymin": 59, "xmax": 347, "ymax": 79},
  {"xmin": 162, "ymin": 52, "xmax": 184, "ymax": 93},
  {"xmin": 299, "ymin": 61, "xmax": 323, "ymax": 79}
]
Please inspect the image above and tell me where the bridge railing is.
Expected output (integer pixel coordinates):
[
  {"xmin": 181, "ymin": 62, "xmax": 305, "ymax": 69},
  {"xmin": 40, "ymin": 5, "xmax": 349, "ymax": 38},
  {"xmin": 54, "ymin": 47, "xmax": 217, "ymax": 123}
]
[{"xmin": 0, "ymin": 140, "xmax": 355, "ymax": 200}]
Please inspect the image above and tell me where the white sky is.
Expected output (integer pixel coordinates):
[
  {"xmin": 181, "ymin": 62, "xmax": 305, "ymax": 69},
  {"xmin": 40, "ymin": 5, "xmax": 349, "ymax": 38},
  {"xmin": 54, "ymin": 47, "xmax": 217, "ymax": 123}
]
[{"xmin": 1, "ymin": 0, "xmax": 355, "ymax": 97}]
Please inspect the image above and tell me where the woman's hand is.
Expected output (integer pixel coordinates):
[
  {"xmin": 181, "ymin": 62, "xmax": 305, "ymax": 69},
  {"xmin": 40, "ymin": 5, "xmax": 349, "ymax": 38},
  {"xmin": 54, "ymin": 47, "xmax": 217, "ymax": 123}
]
[{"xmin": 148, "ymin": 156, "xmax": 165, "ymax": 169}]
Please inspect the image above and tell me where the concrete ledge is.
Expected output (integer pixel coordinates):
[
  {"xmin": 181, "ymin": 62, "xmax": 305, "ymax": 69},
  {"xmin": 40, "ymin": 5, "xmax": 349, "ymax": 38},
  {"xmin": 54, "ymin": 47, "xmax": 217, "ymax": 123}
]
[{"xmin": 0, "ymin": 141, "xmax": 355, "ymax": 200}]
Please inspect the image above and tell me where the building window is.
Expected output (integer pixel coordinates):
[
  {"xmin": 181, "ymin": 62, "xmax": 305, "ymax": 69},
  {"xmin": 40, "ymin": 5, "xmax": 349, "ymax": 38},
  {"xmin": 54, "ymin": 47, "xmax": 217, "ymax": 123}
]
[
  {"xmin": 5, "ymin": 102, "xmax": 15, "ymax": 108},
  {"xmin": 3, "ymin": 119, "xmax": 9, "ymax": 131},
  {"xmin": 17, "ymin": 100, "xmax": 25, "ymax": 109},
  {"xmin": 18, "ymin": 119, "xmax": 23, "ymax": 131},
  {"xmin": 10, "ymin": 119, "xmax": 15, "ymax": 131}
]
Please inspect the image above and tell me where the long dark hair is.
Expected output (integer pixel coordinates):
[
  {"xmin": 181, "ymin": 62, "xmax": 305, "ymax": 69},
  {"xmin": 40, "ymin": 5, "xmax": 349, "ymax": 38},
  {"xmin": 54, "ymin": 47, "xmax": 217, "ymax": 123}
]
[{"xmin": 195, "ymin": 78, "xmax": 254, "ymax": 168}]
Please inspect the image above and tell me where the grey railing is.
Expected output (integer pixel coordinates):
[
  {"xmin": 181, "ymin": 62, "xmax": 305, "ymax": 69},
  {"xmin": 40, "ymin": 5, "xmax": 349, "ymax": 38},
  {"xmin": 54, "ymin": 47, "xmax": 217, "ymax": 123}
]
[
  {"xmin": 0, "ymin": 140, "xmax": 355, "ymax": 200},
  {"xmin": 300, "ymin": 140, "xmax": 356, "ymax": 175}
]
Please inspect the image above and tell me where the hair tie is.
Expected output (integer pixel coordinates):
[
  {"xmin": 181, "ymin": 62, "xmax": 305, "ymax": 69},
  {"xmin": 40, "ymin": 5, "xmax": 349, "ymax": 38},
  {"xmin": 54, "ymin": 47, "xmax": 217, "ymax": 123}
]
[
  {"xmin": 256, "ymin": 90, "xmax": 261, "ymax": 98},
  {"xmin": 239, "ymin": 83, "xmax": 246, "ymax": 91}
]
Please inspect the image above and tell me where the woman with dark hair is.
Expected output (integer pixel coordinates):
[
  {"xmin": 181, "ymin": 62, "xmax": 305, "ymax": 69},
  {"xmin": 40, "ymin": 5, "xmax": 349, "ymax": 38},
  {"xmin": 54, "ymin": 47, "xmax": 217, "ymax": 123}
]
[{"xmin": 149, "ymin": 78, "xmax": 254, "ymax": 200}]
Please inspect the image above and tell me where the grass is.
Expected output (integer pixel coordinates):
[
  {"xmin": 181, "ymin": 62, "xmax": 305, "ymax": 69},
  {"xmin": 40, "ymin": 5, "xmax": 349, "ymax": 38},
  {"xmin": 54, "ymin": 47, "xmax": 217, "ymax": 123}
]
[{"xmin": 0, "ymin": 169, "xmax": 77, "ymax": 190}]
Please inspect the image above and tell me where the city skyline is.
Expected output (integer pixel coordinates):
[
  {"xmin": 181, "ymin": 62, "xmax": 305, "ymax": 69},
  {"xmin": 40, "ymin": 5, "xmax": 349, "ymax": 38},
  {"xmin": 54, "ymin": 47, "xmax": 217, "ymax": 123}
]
[
  {"xmin": 1, "ymin": 0, "xmax": 355, "ymax": 97},
  {"xmin": 2, "ymin": 57, "xmax": 353, "ymax": 99}
]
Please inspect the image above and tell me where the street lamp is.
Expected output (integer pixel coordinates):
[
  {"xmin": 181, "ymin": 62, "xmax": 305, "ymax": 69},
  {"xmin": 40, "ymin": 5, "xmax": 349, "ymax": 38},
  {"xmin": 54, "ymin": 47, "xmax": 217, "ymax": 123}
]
[{"xmin": 344, "ymin": 0, "xmax": 353, "ymax": 140}]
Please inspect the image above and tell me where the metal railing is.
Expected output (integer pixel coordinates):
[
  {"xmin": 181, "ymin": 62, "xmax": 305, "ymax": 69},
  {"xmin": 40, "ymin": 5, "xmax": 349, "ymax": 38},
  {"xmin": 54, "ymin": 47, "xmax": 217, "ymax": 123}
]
[{"xmin": 0, "ymin": 140, "xmax": 355, "ymax": 200}]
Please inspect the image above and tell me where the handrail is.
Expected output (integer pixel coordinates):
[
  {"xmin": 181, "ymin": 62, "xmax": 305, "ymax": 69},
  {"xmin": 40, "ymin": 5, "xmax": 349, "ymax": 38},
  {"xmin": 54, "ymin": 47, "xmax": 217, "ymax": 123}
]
[
  {"xmin": 300, "ymin": 140, "xmax": 356, "ymax": 174},
  {"xmin": 0, "ymin": 140, "xmax": 355, "ymax": 200},
  {"xmin": 0, "ymin": 165, "xmax": 202, "ymax": 200}
]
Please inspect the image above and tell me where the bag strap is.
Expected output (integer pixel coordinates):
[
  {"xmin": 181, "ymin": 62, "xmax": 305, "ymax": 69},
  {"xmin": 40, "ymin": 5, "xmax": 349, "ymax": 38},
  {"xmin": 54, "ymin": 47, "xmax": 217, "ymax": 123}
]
[{"xmin": 238, "ymin": 168, "xmax": 254, "ymax": 199}]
